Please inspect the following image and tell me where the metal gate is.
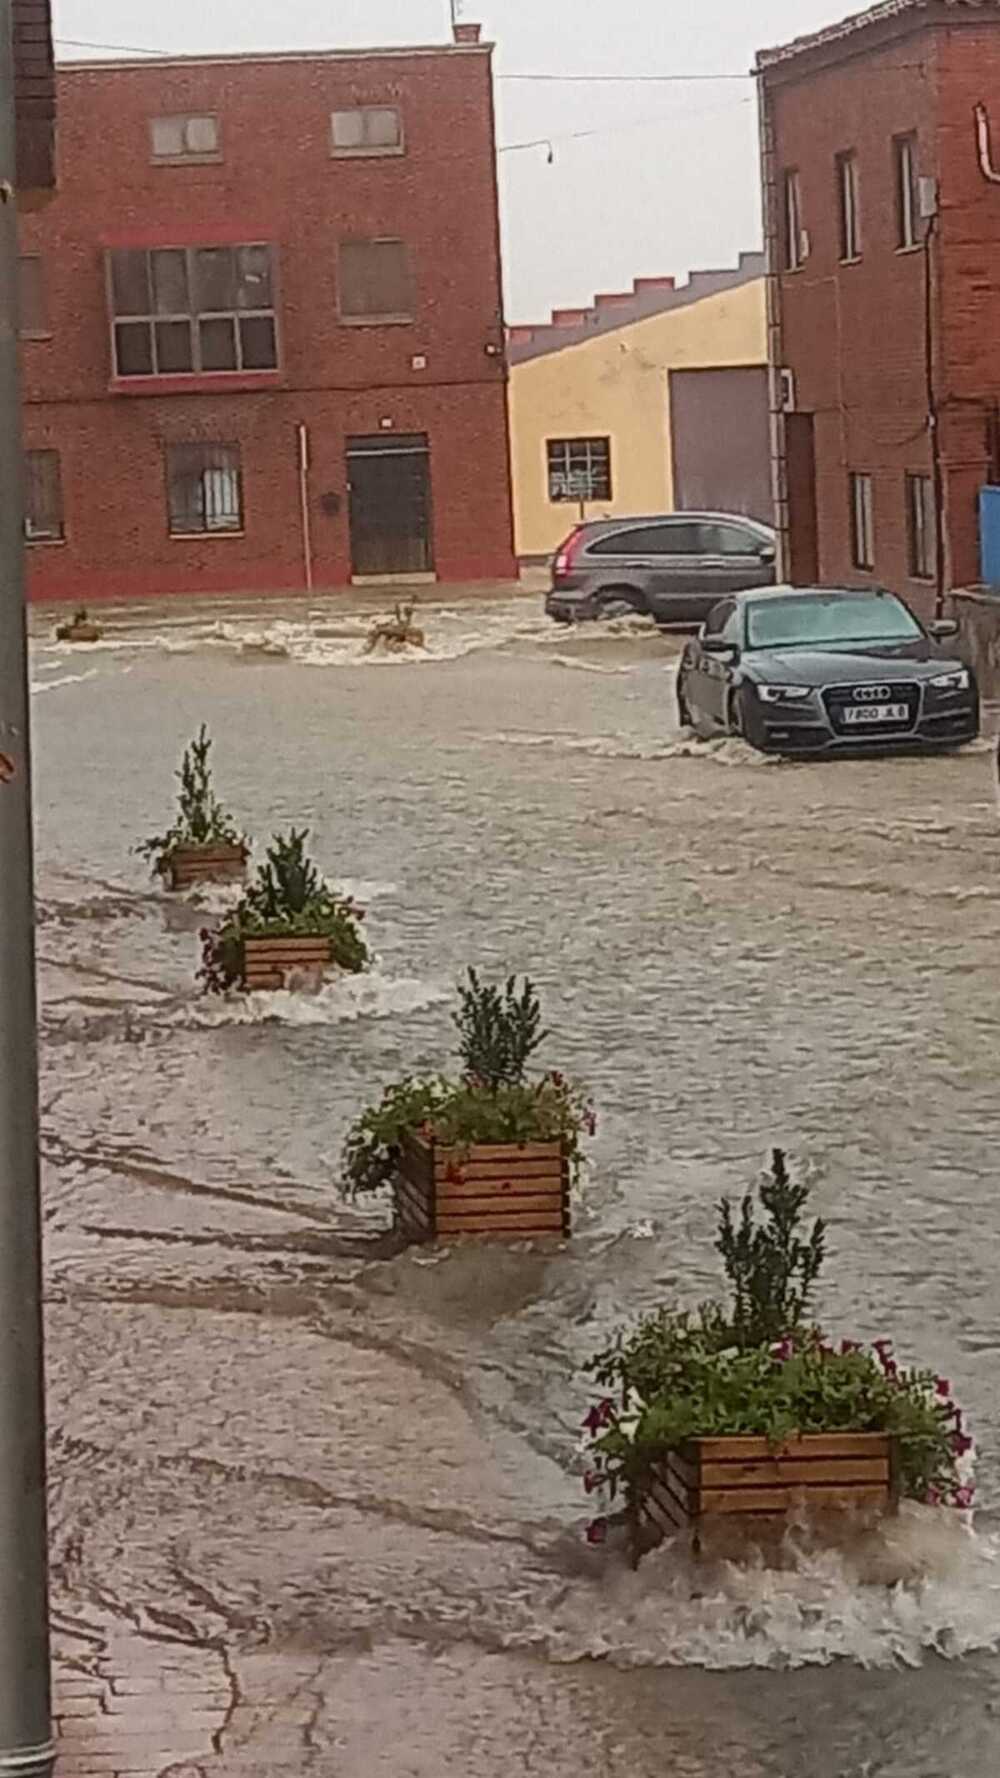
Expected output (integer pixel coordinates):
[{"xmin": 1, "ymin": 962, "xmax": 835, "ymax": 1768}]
[{"xmin": 346, "ymin": 434, "xmax": 434, "ymax": 577}]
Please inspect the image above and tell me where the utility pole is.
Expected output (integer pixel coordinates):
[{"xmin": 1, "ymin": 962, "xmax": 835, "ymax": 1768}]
[{"xmin": 0, "ymin": 2, "xmax": 55, "ymax": 1773}]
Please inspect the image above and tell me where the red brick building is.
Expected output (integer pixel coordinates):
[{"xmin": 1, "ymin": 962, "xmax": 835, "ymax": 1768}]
[
  {"xmin": 16, "ymin": 27, "xmax": 515, "ymax": 602},
  {"xmin": 757, "ymin": 0, "xmax": 1000, "ymax": 613}
]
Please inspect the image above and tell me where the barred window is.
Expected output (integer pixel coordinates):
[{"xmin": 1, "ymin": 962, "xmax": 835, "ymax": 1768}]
[
  {"xmin": 24, "ymin": 449, "xmax": 64, "ymax": 542},
  {"xmin": 108, "ymin": 245, "xmax": 277, "ymax": 378},
  {"xmin": 546, "ymin": 437, "xmax": 612, "ymax": 503},
  {"xmin": 338, "ymin": 239, "xmax": 413, "ymax": 322},
  {"xmin": 166, "ymin": 443, "xmax": 243, "ymax": 536},
  {"xmin": 331, "ymin": 107, "xmax": 403, "ymax": 157}
]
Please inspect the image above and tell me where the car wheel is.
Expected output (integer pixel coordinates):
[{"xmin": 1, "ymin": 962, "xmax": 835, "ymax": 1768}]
[
  {"xmin": 730, "ymin": 687, "xmax": 765, "ymax": 751},
  {"xmin": 594, "ymin": 586, "xmax": 646, "ymax": 621}
]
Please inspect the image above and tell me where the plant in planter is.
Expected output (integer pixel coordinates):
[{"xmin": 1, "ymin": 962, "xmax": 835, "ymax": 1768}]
[
  {"xmin": 55, "ymin": 605, "xmax": 103, "ymax": 643},
  {"xmin": 582, "ymin": 1150, "xmax": 973, "ymax": 1559},
  {"xmin": 341, "ymin": 970, "xmax": 595, "ymax": 1239},
  {"xmin": 138, "ymin": 725, "xmax": 248, "ymax": 890},
  {"xmin": 199, "ymin": 827, "xmax": 369, "ymax": 993}
]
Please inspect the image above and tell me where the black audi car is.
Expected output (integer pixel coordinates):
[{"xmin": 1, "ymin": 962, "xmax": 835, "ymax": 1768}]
[{"xmin": 675, "ymin": 586, "xmax": 979, "ymax": 755}]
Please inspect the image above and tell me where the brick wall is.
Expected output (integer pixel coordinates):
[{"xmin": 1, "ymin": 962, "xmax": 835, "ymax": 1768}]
[
  {"xmin": 17, "ymin": 47, "xmax": 515, "ymax": 598},
  {"xmin": 13, "ymin": 0, "xmax": 55, "ymax": 201},
  {"xmin": 763, "ymin": 19, "xmax": 941, "ymax": 611}
]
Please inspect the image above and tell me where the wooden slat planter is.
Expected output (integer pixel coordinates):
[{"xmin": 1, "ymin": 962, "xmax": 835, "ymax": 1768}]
[
  {"xmin": 166, "ymin": 843, "xmax": 248, "ymax": 891},
  {"xmin": 633, "ymin": 1433, "xmax": 897, "ymax": 1563},
  {"xmin": 394, "ymin": 1132, "xmax": 570, "ymax": 1242},
  {"xmin": 242, "ymin": 936, "xmax": 332, "ymax": 992}
]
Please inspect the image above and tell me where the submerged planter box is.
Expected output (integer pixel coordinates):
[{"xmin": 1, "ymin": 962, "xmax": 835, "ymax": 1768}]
[
  {"xmin": 395, "ymin": 1133, "xmax": 570, "ymax": 1241},
  {"xmin": 634, "ymin": 1433, "xmax": 897, "ymax": 1562},
  {"xmin": 241, "ymin": 935, "xmax": 331, "ymax": 992},
  {"xmin": 167, "ymin": 843, "xmax": 248, "ymax": 891}
]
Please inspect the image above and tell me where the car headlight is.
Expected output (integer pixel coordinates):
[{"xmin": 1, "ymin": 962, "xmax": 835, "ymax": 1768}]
[
  {"xmin": 929, "ymin": 668, "xmax": 970, "ymax": 691},
  {"xmin": 757, "ymin": 684, "xmax": 812, "ymax": 703}
]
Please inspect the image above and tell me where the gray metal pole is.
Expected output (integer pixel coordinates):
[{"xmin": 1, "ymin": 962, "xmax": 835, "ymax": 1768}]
[{"xmin": 0, "ymin": 3, "xmax": 55, "ymax": 1772}]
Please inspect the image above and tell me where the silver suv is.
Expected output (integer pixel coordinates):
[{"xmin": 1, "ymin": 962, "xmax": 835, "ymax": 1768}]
[{"xmin": 545, "ymin": 512, "xmax": 777, "ymax": 626}]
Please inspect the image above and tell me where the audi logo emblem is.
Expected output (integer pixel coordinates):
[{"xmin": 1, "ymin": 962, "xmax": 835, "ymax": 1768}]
[{"xmin": 854, "ymin": 684, "xmax": 893, "ymax": 702}]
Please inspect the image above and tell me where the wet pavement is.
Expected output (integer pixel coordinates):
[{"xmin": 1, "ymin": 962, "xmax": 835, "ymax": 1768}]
[{"xmin": 31, "ymin": 589, "xmax": 1000, "ymax": 1775}]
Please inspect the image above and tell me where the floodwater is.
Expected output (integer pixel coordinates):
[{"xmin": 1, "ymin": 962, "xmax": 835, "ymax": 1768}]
[{"xmin": 33, "ymin": 590, "xmax": 1000, "ymax": 1775}]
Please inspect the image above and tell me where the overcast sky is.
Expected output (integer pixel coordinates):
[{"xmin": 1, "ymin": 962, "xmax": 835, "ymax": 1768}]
[{"xmin": 53, "ymin": 0, "xmax": 856, "ymax": 319}]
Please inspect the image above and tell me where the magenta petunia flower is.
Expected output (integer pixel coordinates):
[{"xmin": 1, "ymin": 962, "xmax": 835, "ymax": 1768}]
[
  {"xmin": 952, "ymin": 1432, "xmax": 974, "ymax": 1457},
  {"xmin": 585, "ymin": 1517, "xmax": 608, "ymax": 1545},
  {"xmin": 583, "ymin": 1470, "xmax": 602, "ymax": 1494},
  {"xmin": 840, "ymin": 1339, "xmax": 861, "ymax": 1356},
  {"xmin": 952, "ymin": 1486, "xmax": 975, "ymax": 1510},
  {"xmin": 926, "ymin": 1486, "xmax": 942, "ymax": 1506},
  {"xmin": 935, "ymin": 1378, "xmax": 951, "ymax": 1399},
  {"xmin": 873, "ymin": 1339, "xmax": 894, "ymax": 1359}
]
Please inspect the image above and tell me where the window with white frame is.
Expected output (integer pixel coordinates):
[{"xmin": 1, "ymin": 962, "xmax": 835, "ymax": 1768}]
[
  {"xmin": 783, "ymin": 169, "xmax": 804, "ymax": 271},
  {"xmin": 108, "ymin": 245, "xmax": 278, "ymax": 378},
  {"xmin": 150, "ymin": 114, "xmax": 222, "ymax": 163},
  {"xmin": 906, "ymin": 472, "xmax": 935, "ymax": 579},
  {"xmin": 546, "ymin": 437, "xmax": 612, "ymax": 503},
  {"xmin": 895, "ymin": 133, "xmax": 919, "ymax": 249},
  {"xmin": 331, "ymin": 106, "xmax": 403, "ymax": 156},
  {"xmin": 837, "ymin": 151, "xmax": 861, "ymax": 261},
  {"xmin": 166, "ymin": 443, "xmax": 243, "ymax": 535},
  {"xmin": 849, "ymin": 472, "xmax": 874, "ymax": 570}
]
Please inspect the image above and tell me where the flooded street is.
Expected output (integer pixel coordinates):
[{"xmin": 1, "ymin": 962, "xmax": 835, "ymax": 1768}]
[{"xmin": 34, "ymin": 590, "xmax": 1000, "ymax": 1775}]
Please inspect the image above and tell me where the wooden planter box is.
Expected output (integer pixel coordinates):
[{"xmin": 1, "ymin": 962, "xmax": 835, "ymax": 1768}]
[
  {"xmin": 633, "ymin": 1433, "xmax": 897, "ymax": 1562},
  {"xmin": 166, "ymin": 842, "xmax": 248, "ymax": 891},
  {"xmin": 395, "ymin": 1133, "xmax": 570, "ymax": 1242},
  {"xmin": 241, "ymin": 935, "xmax": 331, "ymax": 992},
  {"xmin": 55, "ymin": 621, "xmax": 102, "ymax": 643}
]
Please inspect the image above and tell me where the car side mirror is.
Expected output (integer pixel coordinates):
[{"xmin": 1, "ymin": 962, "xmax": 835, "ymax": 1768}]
[
  {"xmin": 929, "ymin": 618, "xmax": 958, "ymax": 639},
  {"xmin": 701, "ymin": 636, "xmax": 739, "ymax": 659},
  {"xmin": 758, "ymin": 544, "xmax": 776, "ymax": 564}
]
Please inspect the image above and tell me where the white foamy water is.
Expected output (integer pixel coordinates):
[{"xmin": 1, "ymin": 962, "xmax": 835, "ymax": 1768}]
[
  {"xmin": 32, "ymin": 668, "xmax": 100, "ymax": 696},
  {"xmin": 483, "ymin": 729, "xmax": 782, "ymax": 767},
  {"xmin": 174, "ymin": 968, "xmax": 451, "ymax": 1028},
  {"xmin": 519, "ymin": 1508, "xmax": 1000, "ymax": 1672}
]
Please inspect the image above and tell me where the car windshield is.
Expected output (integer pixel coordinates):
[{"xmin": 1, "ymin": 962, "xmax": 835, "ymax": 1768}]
[{"xmin": 746, "ymin": 594, "xmax": 922, "ymax": 651}]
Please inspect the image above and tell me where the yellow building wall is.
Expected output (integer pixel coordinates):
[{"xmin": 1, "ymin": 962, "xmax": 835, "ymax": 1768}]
[{"xmin": 508, "ymin": 279, "xmax": 767, "ymax": 558}]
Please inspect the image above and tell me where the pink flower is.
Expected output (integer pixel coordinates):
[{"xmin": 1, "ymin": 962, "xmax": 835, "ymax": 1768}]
[
  {"xmin": 582, "ymin": 1399, "xmax": 614, "ymax": 1435},
  {"xmin": 549, "ymin": 1070, "xmax": 565, "ymax": 1088},
  {"xmin": 952, "ymin": 1432, "xmax": 974, "ymax": 1457},
  {"xmin": 952, "ymin": 1485, "xmax": 976, "ymax": 1510},
  {"xmin": 883, "ymin": 1359, "xmax": 899, "ymax": 1381},
  {"xmin": 771, "ymin": 1338, "xmax": 794, "ymax": 1362},
  {"xmin": 585, "ymin": 1517, "xmax": 608, "ymax": 1546},
  {"xmin": 873, "ymin": 1339, "xmax": 894, "ymax": 1360},
  {"xmin": 925, "ymin": 1486, "xmax": 942, "ymax": 1506},
  {"xmin": 840, "ymin": 1339, "xmax": 861, "ymax": 1356},
  {"xmin": 582, "ymin": 1470, "xmax": 602, "ymax": 1495},
  {"xmin": 935, "ymin": 1378, "xmax": 951, "ymax": 1399}
]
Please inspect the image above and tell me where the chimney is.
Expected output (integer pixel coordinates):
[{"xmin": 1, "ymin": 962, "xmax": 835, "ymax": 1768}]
[{"xmin": 454, "ymin": 20, "xmax": 482, "ymax": 43}]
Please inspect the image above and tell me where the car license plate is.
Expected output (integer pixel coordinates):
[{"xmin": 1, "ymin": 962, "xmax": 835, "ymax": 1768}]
[{"xmin": 842, "ymin": 703, "xmax": 909, "ymax": 725}]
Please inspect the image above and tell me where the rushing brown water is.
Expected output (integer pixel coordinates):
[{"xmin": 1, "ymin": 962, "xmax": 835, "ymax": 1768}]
[{"xmin": 34, "ymin": 593, "xmax": 1000, "ymax": 1775}]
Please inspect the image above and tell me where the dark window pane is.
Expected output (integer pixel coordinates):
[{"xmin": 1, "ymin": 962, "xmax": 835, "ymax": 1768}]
[
  {"xmin": 235, "ymin": 245, "xmax": 272, "ymax": 310},
  {"xmin": 115, "ymin": 321, "xmax": 154, "ymax": 377},
  {"xmin": 151, "ymin": 249, "xmax": 189, "ymax": 316},
  {"xmin": 166, "ymin": 443, "xmax": 243, "ymax": 535},
  {"xmin": 194, "ymin": 247, "xmax": 235, "ymax": 313},
  {"xmin": 155, "ymin": 320, "xmax": 194, "ymax": 373},
  {"xmin": 200, "ymin": 316, "xmax": 238, "ymax": 370},
  {"xmin": 339, "ymin": 239, "xmax": 412, "ymax": 319},
  {"xmin": 110, "ymin": 250, "xmax": 151, "ymax": 317},
  {"xmin": 24, "ymin": 450, "xmax": 64, "ymax": 542},
  {"xmin": 239, "ymin": 314, "xmax": 277, "ymax": 369}
]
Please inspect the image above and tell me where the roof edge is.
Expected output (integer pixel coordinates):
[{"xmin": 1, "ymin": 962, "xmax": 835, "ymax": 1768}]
[
  {"xmin": 55, "ymin": 42, "xmax": 494, "ymax": 74},
  {"xmin": 756, "ymin": 0, "xmax": 1000, "ymax": 74}
]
